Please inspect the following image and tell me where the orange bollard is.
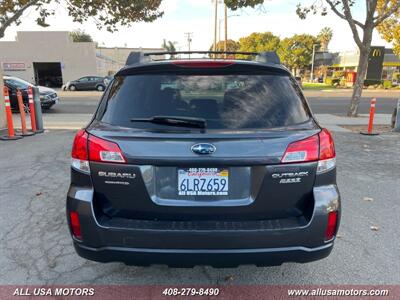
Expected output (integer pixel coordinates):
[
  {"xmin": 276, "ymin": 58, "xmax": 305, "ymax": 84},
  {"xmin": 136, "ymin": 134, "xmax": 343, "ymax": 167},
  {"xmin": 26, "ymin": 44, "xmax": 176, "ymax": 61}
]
[
  {"xmin": 0, "ymin": 86, "xmax": 23, "ymax": 140},
  {"xmin": 16, "ymin": 89, "xmax": 34, "ymax": 136},
  {"xmin": 28, "ymin": 86, "xmax": 37, "ymax": 132},
  {"xmin": 367, "ymin": 98, "xmax": 376, "ymax": 134},
  {"xmin": 361, "ymin": 98, "xmax": 379, "ymax": 136}
]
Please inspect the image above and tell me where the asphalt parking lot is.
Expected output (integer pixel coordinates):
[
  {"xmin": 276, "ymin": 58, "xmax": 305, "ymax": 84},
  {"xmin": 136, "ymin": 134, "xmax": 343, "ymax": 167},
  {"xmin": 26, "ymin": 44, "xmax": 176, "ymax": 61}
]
[{"xmin": 0, "ymin": 130, "xmax": 399, "ymax": 285}]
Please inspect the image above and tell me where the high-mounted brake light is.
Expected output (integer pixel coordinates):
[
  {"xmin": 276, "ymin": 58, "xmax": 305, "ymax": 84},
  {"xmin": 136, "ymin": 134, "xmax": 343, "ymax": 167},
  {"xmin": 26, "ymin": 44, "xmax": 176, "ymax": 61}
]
[
  {"xmin": 172, "ymin": 61, "xmax": 235, "ymax": 68},
  {"xmin": 69, "ymin": 211, "xmax": 82, "ymax": 240},
  {"xmin": 88, "ymin": 135, "xmax": 126, "ymax": 163},
  {"xmin": 281, "ymin": 128, "xmax": 336, "ymax": 173},
  {"xmin": 325, "ymin": 211, "xmax": 338, "ymax": 241}
]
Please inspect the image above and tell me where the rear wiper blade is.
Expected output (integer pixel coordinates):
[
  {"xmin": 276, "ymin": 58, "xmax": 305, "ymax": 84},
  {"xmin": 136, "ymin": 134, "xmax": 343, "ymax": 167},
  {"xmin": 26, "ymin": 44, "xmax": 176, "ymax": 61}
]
[{"xmin": 130, "ymin": 116, "xmax": 207, "ymax": 129}]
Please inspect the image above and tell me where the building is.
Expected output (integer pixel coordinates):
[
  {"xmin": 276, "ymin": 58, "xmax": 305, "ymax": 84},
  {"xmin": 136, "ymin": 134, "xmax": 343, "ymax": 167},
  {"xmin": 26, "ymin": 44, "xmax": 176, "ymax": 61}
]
[
  {"xmin": 311, "ymin": 47, "xmax": 400, "ymax": 84},
  {"xmin": 0, "ymin": 31, "xmax": 97, "ymax": 87},
  {"xmin": 96, "ymin": 47, "xmax": 165, "ymax": 76},
  {"xmin": 328, "ymin": 48, "xmax": 400, "ymax": 80},
  {"xmin": 0, "ymin": 31, "xmax": 165, "ymax": 87}
]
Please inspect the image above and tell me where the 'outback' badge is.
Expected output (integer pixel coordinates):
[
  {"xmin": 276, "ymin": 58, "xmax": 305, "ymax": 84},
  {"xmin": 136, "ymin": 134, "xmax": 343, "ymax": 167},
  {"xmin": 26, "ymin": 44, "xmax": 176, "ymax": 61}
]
[{"xmin": 272, "ymin": 171, "xmax": 309, "ymax": 184}]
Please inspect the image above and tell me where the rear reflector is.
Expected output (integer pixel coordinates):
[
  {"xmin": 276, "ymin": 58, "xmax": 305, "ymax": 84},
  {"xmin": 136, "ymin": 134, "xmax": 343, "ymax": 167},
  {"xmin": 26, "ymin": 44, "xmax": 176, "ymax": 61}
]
[
  {"xmin": 172, "ymin": 61, "xmax": 235, "ymax": 68},
  {"xmin": 325, "ymin": 211, "xmax": 338, "ymax": 241},
  {"xmin": 88, "ymin": 135, "xmax": 126, "ymax": 163},
  {"xmin": 69, "ymin": 211, "xmax": 82, "ymax": 240},
  {"xmin": 281, "ymin": 134, "xmax": 319, "ymax": 163}
]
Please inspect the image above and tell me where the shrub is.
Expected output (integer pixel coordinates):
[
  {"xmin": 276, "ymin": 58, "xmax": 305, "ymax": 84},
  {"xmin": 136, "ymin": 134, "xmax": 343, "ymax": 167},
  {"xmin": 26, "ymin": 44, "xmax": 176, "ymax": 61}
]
[
  {"xmin": 325, "ymin": 77, "xmax": 333, "ymax": 85},
  {"xmin": 383, "ymin": 80, "xmax": 392, "ymax": 89}
]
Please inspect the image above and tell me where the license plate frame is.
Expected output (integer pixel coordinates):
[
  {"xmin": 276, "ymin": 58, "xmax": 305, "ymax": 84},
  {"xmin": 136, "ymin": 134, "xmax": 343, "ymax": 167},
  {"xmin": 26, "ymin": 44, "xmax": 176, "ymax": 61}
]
[{"xmin": 177, "ymin": 168, "xmax": 229, "ymax": 196}]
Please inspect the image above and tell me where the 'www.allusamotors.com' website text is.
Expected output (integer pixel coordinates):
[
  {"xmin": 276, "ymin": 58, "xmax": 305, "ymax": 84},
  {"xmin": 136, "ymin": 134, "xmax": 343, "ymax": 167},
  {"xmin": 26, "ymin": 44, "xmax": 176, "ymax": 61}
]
[{"xmin": 288, "ymin": 288, "xmax": 389, "ymax": 297}]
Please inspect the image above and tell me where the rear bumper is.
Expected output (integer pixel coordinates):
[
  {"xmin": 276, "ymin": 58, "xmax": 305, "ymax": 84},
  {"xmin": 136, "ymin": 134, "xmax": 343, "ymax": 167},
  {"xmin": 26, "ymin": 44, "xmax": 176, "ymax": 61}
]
[
  {"xmin": 74, "ymin": 242, "xmax": 333, "ymax": 267},
  {"xmin": 67, "ymin": 184, "xmax": 340, "ymax": 267}
]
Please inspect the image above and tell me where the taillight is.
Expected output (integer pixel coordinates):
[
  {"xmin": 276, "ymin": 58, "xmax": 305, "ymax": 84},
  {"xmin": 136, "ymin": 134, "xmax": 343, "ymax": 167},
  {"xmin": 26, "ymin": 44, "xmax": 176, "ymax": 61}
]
[
  {"xmin": 319, "ymin": 129, "xmax": 335, "ymax": 159},
  {"xmin": 88, "ymin": 135, "xmax": 126, "ymax": 163},
  {"xmin": 325, "ymin": 211, "xmax": 338, "ymax": 241},
  {"xmin": 71, "ymin": 129, "xmax": 90, "ymax": 174},
  {"xmin": 281, "ymin": 135, "xmax": 319, "ymax": 163},
  {"xmin": 317, "ymin": 129, "xmax": 336, "ymax": 174},
  {"xmin": 281, "ymin": 128, "xmax": 336, "ymax": 173},
  {"xmin": 69, "ymin": 211, "xmax": 82, "ymax": 240},
  {"xmin": 71, "ymin": 130, "xmax": 126, "ymax": 173}
]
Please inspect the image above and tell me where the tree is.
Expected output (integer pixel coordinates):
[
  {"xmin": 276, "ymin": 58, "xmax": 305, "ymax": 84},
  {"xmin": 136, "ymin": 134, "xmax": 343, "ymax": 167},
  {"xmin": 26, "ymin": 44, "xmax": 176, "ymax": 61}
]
[
  {"xmin": 224, "ymin": 0, "xmax": 265, "ymax": 10},
  {"xmin": 0, "ymin": 0, "xmax": 163, "ymax": 39},
  {"xmin": 162, "ymin": 39, "xmax": 177, "ymax": 58},
  {"xmin": 277, "ymin": 34, "xmax": 319, "ymax": 75},
  {"xmin": 210, "ymin": 39, "xmax": 240, "ymax": 52},
  {"xmin": 317, "ymin": 27, "xmax": 333, "ymax": 51},
  {"xmin": 162, "ymin": 39, "xmax": 177, "ymax": 52},
  {"xmin": 296, "ymin": 0, "xmax": 400, "ymax": 117},
  {"xmin": 209, "ymin": 39, "xmax": 240, "ymax": 58},
  {"xmin": 70, "ymin": 30, "xmax": 93, "ymax": 43},
  {"xmin": 377, "ymin": 0, "xmax": 400, "ymax": 56},
  {"xmin": 238, "ymin": 32, "xmax": 280, "ymax": 53}
]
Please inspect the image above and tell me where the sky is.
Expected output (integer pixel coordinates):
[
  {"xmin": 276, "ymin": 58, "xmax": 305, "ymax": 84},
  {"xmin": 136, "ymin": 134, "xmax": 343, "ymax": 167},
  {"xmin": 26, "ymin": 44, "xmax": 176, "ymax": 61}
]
[{"xmin": 1, "ymin": 0, "xmax": 392, "ymax": 52}]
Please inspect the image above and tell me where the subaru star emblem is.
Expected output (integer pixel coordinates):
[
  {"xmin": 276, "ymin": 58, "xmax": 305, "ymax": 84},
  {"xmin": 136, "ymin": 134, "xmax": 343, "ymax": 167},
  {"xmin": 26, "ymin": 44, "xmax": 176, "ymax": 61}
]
[{"xmin": 191, "ymin": 143, "xmax": 216, "ymax": 155}]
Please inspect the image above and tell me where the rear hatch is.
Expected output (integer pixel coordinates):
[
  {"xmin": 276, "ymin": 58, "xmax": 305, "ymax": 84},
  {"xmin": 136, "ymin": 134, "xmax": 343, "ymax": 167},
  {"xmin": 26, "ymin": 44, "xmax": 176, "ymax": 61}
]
[{"xmin": 88, "ymin": 62, "xmax": 319, "ymax": 221}]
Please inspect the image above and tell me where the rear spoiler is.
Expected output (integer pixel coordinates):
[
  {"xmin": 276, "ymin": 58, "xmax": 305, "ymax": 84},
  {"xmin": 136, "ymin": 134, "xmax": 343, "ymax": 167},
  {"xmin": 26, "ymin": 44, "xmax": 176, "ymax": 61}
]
[{"xmin": 125, "ymin": 51, "xmax": 281, "ymax": 66}]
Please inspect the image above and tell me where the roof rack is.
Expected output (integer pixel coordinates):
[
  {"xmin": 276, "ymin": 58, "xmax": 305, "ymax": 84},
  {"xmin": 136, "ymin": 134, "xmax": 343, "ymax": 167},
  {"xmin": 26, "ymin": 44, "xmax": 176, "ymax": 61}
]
[{"xmin": 125, "ymin": 51, "xmax": 280, "ymax": 66}]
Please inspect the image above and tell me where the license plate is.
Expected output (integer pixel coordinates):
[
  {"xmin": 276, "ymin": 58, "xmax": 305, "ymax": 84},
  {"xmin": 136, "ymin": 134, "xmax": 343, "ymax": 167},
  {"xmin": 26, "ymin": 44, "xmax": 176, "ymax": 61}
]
[{"xmin": 178, "ymin": 168, "xmax": 229, "ymax": 196}]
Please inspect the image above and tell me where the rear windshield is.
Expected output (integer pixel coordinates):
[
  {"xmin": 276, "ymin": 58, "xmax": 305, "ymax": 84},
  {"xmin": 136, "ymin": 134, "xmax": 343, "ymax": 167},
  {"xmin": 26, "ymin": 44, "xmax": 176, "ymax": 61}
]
[{"xmin": 98, "ymin": 74, "xmax": 310, "ymax": 130}]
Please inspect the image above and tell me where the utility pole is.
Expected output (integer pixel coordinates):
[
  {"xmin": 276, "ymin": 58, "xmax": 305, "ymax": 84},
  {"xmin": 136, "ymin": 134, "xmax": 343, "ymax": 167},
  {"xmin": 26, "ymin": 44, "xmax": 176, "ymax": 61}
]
[
  {"xmin": 218, "ymin": 18, "xmax": 224, "ymax": 42},
  {"xmin": 224, "ymin": 4, "xmax": 228, "ymax": 57},
  {"xmin": 184, "ymin": 32, "xmax": 193, "ymax": 58},
  {"xmin": 213, "ymin": 0, "xmax": 218, "ymax": 56},
  {"xmin": 310, "ymin": 44, "xmax": 318, "ymax": 82}
]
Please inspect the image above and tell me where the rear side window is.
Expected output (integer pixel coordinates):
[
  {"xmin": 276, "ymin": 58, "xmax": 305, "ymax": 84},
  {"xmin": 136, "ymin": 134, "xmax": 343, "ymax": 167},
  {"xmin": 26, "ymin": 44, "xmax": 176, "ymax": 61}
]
[{"xmin": 99, "ymin": 74, "xmax": 310, "ymax": 130}]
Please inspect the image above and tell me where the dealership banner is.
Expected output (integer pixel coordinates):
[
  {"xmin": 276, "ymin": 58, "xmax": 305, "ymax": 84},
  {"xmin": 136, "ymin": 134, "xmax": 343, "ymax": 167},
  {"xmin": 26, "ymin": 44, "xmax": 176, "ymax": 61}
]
[{"xmin": 0, "ymin": 285, "xmax": 399, "ymax": 299}]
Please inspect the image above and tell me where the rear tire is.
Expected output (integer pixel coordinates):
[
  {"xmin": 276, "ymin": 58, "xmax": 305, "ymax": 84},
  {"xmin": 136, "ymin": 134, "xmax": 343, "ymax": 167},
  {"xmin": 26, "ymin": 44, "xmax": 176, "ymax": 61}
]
[
  {"xmin": 69, "ymin": 85, "xmax": 76, "ymax": 91},
  {"xmin": 97, "ymin": 85, "xmax": 105, "ymax": 91}
]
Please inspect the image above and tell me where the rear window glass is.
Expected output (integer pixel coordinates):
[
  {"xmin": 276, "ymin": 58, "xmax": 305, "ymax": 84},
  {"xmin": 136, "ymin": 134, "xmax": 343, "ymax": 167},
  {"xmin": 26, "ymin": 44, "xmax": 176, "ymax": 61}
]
[{"xmin": 99, "ymin": 74, "xmax": 310, "ymax": 130}]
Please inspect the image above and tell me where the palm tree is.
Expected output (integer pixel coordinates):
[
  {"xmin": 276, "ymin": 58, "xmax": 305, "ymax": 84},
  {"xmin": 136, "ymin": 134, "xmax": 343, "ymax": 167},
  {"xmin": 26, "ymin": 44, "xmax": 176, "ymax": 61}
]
[
  {"xmin": 317, "ymin": 27, "xmax": 333, "ymax": 52},
  {"xmin": 162, "ymin": 39, "xmax": 177, "ymax": 52},
  {"xmin": 162, "ymin": 39, "xmax": 177, "ymax": 58}
]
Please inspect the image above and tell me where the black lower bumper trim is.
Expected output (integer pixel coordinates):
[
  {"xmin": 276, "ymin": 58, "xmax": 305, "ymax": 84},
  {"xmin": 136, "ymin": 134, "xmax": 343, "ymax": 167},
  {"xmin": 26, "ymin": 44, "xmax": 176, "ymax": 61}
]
[{"xmin": 74, "ymin": 242, "xmax": 333, "ymax": 267}]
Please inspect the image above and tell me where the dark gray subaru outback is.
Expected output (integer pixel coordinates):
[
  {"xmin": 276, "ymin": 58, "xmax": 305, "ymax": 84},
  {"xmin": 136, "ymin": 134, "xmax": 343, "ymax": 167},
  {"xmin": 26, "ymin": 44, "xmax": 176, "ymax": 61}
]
[{"xmin": 67, "ymin": 51, "xmax": 340, "ymax": 267}]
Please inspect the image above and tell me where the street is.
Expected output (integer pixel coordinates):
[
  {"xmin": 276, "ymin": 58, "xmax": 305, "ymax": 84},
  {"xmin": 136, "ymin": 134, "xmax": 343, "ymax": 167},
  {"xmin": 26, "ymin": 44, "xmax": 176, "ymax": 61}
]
[
  {"xmin": 0, "ymin": 130, "xmax": 399, "ymax": 285},
  {"xmin": 46, "ymin": 90, "xmax": 400, "ymax": 115}
]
